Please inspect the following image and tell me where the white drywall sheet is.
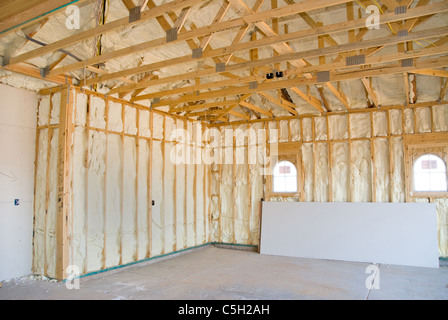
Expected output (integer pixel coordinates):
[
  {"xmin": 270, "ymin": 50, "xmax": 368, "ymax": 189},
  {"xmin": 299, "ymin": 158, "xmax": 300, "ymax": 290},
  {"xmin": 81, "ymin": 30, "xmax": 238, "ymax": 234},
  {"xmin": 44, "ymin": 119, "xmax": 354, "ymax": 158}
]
[
  {"xmin": 0, "ymin": 84, "xmax": 37, "ymax": 281},
  {"xmin": 260, "ymin": 202, "xmax": 439, "ymax": 268}
]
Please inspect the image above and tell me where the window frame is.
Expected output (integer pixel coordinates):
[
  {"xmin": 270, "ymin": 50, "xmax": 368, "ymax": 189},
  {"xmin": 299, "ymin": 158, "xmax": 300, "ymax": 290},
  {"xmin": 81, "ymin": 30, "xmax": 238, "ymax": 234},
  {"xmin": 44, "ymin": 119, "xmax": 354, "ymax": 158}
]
[
  {"xmin": 405, "ymin": 136, "xmax": 448, "ymax": 200},
  {"xmin": 266, "ymin": 142, "xmax": 303, "ymax": 201},
  {"xmin": 272, "ymin": 160, "xmax": 299, "ymax": 194}
]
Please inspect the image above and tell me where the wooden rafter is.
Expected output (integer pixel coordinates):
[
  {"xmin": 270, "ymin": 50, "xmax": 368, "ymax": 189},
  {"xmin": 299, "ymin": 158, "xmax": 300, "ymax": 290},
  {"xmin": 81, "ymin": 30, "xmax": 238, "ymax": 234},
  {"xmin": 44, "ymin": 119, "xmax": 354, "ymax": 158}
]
[
  {"xmin": 6, "ymin": 0, "xmax": 208, "ymax": 66},
  {"xmin": 361, "ymin": 77, "xmax": 379, "ymax": 108},
  {"xmin": 44, "ymin": 1, "xmax": 448, "ymax": 82},
  {"xmin": 148, "ymin": 56, "xmax": 448, "ymax": 108},
  {"xmin": 88, "ymin": 25, "xmax": 448, "ymax": 92}
]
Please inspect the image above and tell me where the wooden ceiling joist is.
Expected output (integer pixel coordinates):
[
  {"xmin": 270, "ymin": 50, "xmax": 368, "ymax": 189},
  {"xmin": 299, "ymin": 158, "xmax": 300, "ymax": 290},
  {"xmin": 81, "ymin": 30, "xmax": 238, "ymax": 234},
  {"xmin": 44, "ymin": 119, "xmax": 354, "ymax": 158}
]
[
  {"xmin": 6, "ymin": 0, "xmax": 207, "ymax": 66},
  {"xmin": 150, "ymin": 55, "xmax": 448, "ymax": 108},
  {"xmin": 49, "ymin": 1, "xmax": 448, "ymax": 84},
  {"xmin": 105, "ymin": 30, "xmax": 448, "ymax": 102}
]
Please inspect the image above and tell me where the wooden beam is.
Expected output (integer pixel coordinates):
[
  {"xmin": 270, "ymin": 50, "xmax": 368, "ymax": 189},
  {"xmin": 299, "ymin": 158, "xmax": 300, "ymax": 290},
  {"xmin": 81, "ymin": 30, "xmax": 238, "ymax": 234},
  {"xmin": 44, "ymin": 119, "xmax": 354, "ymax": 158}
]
[
  {"xmin": 441, "ymin": 78, "xmax": 448, "ymax": 100},
  {"xmin": 109, "ymin": 41, "xmax": 448, "ymax": 101},
  {"xmin": 7, "ymin": 0, "xmax": 208, "ymax": 65},
  {"xmin": 48, "ymin": 1, "xmax": 448, "ymax": 80},
  {"xmin": 122, "ymin": 0, "xmax": 136, "ymax": 11},
  {"xmin": 132, "ymin": 74, "xmax": 263, "ymax": 101},
  {"xmin": 361, "ymin": 77, "xmax": 379, "ymax": 107},
  {"xmin": 151, "ymin": 56, "xmax": 448, "ymax": 107},
  {"xmin": 208, "ymin": 100, "xmax": 448, "ymax": 127},
  {"xmin": 3, "ymin": 63, "xmax": 73, "ymax": 85},
  {"xmin": 239, "ymin": 100, "xmax": 274, "ymax": 118},
  {"xmin": 55, "ymin": 86, "xmax": 73, "ymax": 281},
  {"xmin": 172, "ymin": 6, "xmax": 192, "ymax": 31},
  {"xmin": 290, "ymin": 87, "xmax": 325, "ymax": 114},
  {"xmin": 404, "ymin": 72, "xmax": 411, "ymax": 106},
  {"xmin": 325, "ymin": 83, "xmax": 350, "ymax": 109},
  {"xmin": 411, "ymin": 69, "xmax": 448, "ymax": 78},
  {"xmin": 228, "ymin": 0, "xmax": 306, "ymax": 68},
  {"xmin": 46, "ymin": 0, "xmax": 390, "ymax": 77},
  {"xmin": 199, "ymin": 1, "xmax": 231, "ymax": 50},
  {"xmin": 86, "ymin": 24, "xmax": 448, "ymax": 88},
  {"xmin": 316, "ymin": 86, "xmax": 330, "ymax": 112},
  {"xmin": 258, "ymin": 91, "xmax": 298, "ymax": 115}
]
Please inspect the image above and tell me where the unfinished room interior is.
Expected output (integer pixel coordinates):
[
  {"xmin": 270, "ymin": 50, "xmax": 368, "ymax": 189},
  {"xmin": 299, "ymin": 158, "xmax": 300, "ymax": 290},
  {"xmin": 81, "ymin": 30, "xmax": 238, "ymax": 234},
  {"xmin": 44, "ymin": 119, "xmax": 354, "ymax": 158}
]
[{"xmin": 0, "ymin": 0, "xmax": 448, "ymax": 301}]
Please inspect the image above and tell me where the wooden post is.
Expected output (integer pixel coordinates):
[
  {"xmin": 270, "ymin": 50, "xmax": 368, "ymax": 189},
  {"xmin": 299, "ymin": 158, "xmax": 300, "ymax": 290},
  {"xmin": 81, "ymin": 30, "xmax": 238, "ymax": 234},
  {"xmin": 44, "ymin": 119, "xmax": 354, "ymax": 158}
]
[{"xmin": 55, "ymin": 85, "xmax": 74, "ymax": 281}]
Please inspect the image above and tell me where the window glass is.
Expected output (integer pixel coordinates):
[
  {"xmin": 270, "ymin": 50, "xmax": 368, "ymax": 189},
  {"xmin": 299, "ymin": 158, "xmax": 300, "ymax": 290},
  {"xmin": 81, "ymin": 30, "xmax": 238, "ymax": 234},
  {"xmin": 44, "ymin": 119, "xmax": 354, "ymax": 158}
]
[
  {"xmin": 273, "ymin": 161, "xmax": 298, "ymax": 193},
  {"xmin": 413, "ymin": 154, "xmax": 447, "ymax": 192}
]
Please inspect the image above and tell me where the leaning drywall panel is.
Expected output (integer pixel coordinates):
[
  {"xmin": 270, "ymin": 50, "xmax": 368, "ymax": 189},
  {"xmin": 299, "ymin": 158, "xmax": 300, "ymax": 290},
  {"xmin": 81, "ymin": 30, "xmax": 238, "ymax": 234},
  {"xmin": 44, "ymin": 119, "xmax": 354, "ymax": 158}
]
[{"xmin": 260, "ymin": 202, "xmax": 439, "ymax": 268}]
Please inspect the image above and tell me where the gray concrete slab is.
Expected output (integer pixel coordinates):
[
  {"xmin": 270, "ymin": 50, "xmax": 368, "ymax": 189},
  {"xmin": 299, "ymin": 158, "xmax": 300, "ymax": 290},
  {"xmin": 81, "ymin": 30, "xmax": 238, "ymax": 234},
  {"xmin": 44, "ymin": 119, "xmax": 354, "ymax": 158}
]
[{"xmin": 0, "ymin": 246, "xmax": 447, "ymax": 300}]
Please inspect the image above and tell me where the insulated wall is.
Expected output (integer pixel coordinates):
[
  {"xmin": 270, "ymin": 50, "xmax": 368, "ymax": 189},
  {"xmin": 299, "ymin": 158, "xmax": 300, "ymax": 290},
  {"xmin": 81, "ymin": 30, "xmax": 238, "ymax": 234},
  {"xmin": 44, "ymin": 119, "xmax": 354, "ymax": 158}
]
[
  {"xmin": 34, "ymin": 87, "xmax": 210, "ymax": 279},
  {"xmin": 210, "ymin": 105, "xmax": 448, "ymax": 257}
]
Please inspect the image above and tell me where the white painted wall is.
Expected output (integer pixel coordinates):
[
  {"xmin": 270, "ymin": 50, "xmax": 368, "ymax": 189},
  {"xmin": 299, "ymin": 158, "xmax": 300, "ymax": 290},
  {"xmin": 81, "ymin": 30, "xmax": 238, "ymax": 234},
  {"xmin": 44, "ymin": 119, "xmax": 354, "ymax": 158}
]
[{"xmin": 0, "ymin": 84, "xmax": 37, "ymax": 281}]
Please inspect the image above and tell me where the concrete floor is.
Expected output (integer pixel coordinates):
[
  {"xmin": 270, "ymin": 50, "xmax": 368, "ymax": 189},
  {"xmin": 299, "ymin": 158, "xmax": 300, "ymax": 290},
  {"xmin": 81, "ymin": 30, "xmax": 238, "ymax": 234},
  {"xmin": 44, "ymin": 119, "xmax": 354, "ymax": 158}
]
[{"xmin": 0, "ymin": 246, "xmax": 447, "ymax": 300}]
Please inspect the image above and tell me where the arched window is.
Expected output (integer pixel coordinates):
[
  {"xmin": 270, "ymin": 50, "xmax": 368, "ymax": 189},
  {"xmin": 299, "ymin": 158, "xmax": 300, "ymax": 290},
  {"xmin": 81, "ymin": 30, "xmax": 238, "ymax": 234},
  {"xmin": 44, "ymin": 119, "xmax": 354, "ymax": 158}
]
[
  {"xmin": 413, "ymin": 154, "xmax": 447, "ymax": 192},
  {"xmin": 273, "ymin": 161, "xmax": 298, "ymax": 193}
]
